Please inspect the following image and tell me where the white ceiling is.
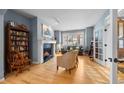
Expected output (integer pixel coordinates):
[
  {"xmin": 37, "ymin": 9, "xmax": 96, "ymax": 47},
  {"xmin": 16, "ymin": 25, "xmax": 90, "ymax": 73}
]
[
  {"xmin": 118, "ymin": 9, "xmax": 124, "ymax": 17},
  {"xmin": 14, "ymin": 9, "xmax": 107, "ymax": 31}
]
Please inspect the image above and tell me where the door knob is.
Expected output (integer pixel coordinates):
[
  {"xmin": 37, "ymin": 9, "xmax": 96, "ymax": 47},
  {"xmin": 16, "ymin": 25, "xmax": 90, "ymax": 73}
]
[{"xmin": 108, "ymin": 58, "xmax": 112, "ymax": 62}]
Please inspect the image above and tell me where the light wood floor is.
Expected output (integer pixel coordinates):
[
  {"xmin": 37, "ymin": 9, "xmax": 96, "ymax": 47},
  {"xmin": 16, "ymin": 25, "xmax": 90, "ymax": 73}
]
[{"xmin": 1, "ymin": 55, "xmax": 113, "ymax": 84}]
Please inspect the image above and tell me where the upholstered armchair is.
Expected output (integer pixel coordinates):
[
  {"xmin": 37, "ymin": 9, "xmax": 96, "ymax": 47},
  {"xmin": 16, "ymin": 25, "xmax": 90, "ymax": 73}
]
[{"xmin": 57, "ymin": 51, "xmax": 78, "ymax": 74}]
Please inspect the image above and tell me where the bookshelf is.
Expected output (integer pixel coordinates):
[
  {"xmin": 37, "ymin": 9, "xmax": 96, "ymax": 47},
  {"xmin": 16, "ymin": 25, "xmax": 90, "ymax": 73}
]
[
  {"xmin": 5, "ymin": 23, "xmax": 31, "ymax": 74},
  {"xmin": 94, "ymin": 29, "xmax": 103, "ymax": 65}
]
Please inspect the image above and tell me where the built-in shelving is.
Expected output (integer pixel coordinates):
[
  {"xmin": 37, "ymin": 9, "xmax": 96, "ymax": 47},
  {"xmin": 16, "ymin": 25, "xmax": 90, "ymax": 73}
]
[{"xmin": 94, "ymin": 29, "xmax": 103, "ymax": 62}]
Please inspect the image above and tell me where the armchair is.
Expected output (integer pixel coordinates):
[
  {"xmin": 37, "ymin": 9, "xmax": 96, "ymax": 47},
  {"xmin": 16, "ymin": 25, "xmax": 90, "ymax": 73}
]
[{"xmin": 57, "ymin": 51, "xmax": 78, "ymax": 74}]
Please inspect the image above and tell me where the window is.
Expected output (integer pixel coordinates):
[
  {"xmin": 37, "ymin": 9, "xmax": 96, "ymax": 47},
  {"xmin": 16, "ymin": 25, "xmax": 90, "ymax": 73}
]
[
  {"xmin": 119, "ymin": 22, "xmax": 123, "ymax": 38},
  {"xmin": 62, "ymin": 32, "xmax": 84, "ymax": 46},
  {"xmin": 119, "ymin": 40, "xmax": 124, "ymax": 48},
  {"xmin": 80, "ymin": 34, "xmax": 84, "ymax": 46},
  {"xmin": 118, "ymin": 21, "xmax": 124, "ymax": 48}
]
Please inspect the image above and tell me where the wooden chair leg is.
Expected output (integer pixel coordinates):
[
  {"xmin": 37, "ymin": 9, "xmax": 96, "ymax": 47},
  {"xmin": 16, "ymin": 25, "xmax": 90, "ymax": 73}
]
[
  {"xmin": 27, "ymin": 67, "xmax": 30, "ymax": 71},
  {"xmin": 16, "ymin": 68, "xmax": 19, "ymax": 76},
  {"xmin": 76, "ymin": 63, "xmax": 78, "ymax": 68},
  {"xmin": 57, "ymin": 66, "xmax": 59, "ymax": 71},
  {"xmin": 65, "ymin": 68, "xmax": 68, "ymax": 71},
  {"xmin": 69, "ymin": 69, "xmax": 71, "ymax": 74},
  {"xmin": 10, "ymin": 67, "xmax": 12, "ymax": 73}
]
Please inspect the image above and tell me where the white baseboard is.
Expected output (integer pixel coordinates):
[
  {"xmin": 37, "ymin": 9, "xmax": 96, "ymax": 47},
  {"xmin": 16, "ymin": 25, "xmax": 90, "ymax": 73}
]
[
  {"xmin": 32, "ymin": 61, "xmax": 42, "ymax": 64},
  {"xmin": 0, "ymin": 77, "xmax": 5, "ymax": 82},
  {"xmin": 118, "ymin": 80, "xmax": 124, "ymax": 84}
]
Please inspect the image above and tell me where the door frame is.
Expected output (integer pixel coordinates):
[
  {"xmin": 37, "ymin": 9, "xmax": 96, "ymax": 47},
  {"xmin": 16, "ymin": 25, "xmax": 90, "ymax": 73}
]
[{"xmin": 109, "ymin": 9, "xmax": 118, "ymax": 84}]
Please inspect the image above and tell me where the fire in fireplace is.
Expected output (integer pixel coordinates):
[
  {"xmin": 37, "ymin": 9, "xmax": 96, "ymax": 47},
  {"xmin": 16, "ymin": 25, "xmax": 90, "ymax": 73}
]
[{"xmin": 43, "ymin": 43, "xmax": 53, "ymax": 62}]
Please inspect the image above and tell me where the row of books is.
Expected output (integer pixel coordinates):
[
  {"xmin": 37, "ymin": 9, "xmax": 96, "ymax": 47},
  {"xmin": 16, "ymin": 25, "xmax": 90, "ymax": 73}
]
[
  {"xmin": 10, "ymin": 36, "xmax": 28, "ymax": 41},
  {"xmin": 11, "ymin": 41, "xmax": 28, "ymax": 46},
  {"xmin": 11, "ymin": 46, "xmax": 28, "ymax": 51},
  {"xmin": 10, "ymin": 30, "xmax": 28, "ymax": 36}
]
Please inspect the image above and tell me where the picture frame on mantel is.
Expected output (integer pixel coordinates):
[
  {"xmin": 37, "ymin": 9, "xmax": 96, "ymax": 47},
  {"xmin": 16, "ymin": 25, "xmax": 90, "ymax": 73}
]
[{"xmin": 41, "ymin": 24, "xmax": 53, "ymax": 40}]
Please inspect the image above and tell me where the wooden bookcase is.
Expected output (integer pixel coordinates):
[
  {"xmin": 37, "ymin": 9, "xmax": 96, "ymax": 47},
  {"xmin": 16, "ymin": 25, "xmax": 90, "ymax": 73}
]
[{"xmin": 5, "ymin": 23, "xmax": 30, "ymax": 74}]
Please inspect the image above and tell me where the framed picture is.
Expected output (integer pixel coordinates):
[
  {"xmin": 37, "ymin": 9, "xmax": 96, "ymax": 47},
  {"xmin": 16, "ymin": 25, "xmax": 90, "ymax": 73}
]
[{"xmin": 42, "ymin": 24, "xmax": 53, "ymax": 39}]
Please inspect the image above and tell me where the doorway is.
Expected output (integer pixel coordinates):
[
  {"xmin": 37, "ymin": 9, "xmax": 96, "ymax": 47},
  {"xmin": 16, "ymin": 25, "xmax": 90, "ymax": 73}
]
[{"xmin": 116, "ymin": 18, "xmax": 124, "ymax": 83}]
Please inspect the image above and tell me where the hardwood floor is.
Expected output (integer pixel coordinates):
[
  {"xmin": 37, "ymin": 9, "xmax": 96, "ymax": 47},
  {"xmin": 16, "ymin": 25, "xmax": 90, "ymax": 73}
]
[
  {"xmin": 1, "ymin": 54, "xmax": 124, "ymax": 84},
  {"xmin": 1, "ymin": 55, "xmax": 113, "ymax": 84}
]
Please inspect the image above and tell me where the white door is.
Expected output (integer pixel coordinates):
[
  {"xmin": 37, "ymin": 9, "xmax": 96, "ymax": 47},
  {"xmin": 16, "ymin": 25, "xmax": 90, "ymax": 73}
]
[
  {"xmin": 109, "ymin": 10, "xmax": 118, "ymax": 84},
  {"xmin": 104, "ymin": 15, "xmax": 112, "ymax": 67},
  {"xmin": 104, "ymin": 10, "xmax": 118, "ymax": 84}
]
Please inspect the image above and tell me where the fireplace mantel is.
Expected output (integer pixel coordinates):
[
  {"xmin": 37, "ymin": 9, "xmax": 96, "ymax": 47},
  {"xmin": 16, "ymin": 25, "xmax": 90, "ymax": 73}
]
[
  {"xmin": 36, "ymin": 39, "xmax": 56, "ymax": 64},
  {"xmin": 37, "ymin": 39, "xmax": 56, "ymax": 44},
  {"xmin": 42, "ymin": 40, "xmax": 56, "ymax": 44}
]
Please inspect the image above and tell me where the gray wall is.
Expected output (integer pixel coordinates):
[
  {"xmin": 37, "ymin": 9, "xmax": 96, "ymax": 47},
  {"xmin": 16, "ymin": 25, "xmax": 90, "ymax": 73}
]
[
  {"xmin": 4, "ymin": 10, "xmax": 42, "ymax": 63},
  {"xmin": 4, "ymin": 10, "xmax": 31, "ymax": 30},
  {"xmin": 30, "ymin": 17, "xmax": 38, "ymax": 62},
  {"xmin": 3, "ymin": 10, "xmax": 37, "ymax": 77},
  {"xmin": 54, "ymin": 31, "xmax": 62, "ymax": 44},
  {"xmin": 4, "ymin": 10, "xmax": 44, "ymax": 64},
  {"xmin": 84, "ymin": 26, "xmax": 94, "ymax": 50},
  {"xmin": 0, "ymin": 9, "xmax": 7, "ymax": 79},
  {"xmin": 0, "ymin": 9, "xmax": 55, "ymax": 79},
  {"xmin": 93, "ymin": 10, "xmax": 109, "ymax": 65},
  {"xmin": 31, "ymin": 17, "xmax": 55, "ymax": 63},
  {"xmin": 54, "ymin": 31, "xmax": 62, "ymax": 51},
  {"xmin": 0, "ymin": 15, "xmax": 4, "ymax": 79},
  {"xmin": 4, "ymin": 9, "xmax": 33, "ymax": 59}
]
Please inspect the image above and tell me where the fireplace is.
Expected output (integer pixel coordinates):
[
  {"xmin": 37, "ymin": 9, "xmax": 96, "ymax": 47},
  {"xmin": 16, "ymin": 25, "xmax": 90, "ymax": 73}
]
[{"xmin": 43, "ymin": 43, "xmax": 54, "ymax": 62}]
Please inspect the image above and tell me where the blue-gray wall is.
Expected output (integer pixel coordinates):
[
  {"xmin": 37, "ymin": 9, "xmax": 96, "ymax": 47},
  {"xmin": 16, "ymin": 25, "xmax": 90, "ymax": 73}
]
[
  {"xmin": 30, "ymin": 17, "xmax": 38, "ymax": 62},
  {"xmin": 0, "ymin": 15, "xmax": 4, "ymax": 79},
  {"xmin": 54, "ymin": 31, "xmax": 61, "ymax": 44},
  {"xmin": 4, "ymin": 10, "xmax": 46, "ymax": 64},
  {"xmin": 94, "ymin": 10, "xmax": 109, "ymax": 31},
  {"xmin": 4, "ymin": 10, "xmax": 31, "ymax": 30},
  {"xmin": 54, "ymin": 31, "xmax": 62, "ymax": 51},
  {"xmin": 4, "ymin": 9, "xmax": 33, "ymax": 59},
  {"xmin": 0, "ymin": 9, "xmax": 7, "ymax": 79},
  {"xmin": 85, "ymin": 26, "xmax": 94, "ymax": 50},
  {"xmin": 93, "ymin": 10, "xmax": 109, "ymax": 65},
  {"xmin": 30, "ymin": 17, "xmax": 55, "ymax": 63},
  {"xmin": 0, "ymin": 9, "xmax": 56, "ymax": 79}
]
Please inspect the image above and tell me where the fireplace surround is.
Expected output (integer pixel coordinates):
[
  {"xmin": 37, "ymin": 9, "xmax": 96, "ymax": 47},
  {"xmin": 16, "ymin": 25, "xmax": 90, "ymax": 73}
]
[
  {"xmin": 36, "ymin": 40, "xmax": 56, "ymax": 64},
  {"xmin": 43, "ymin": 43, "xmax": 54, "ymax": 62}
]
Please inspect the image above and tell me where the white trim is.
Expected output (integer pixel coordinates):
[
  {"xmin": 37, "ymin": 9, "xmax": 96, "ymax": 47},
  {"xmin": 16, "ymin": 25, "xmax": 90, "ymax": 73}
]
[
  {"xmin": 109, "ymin": 9, "xmax": 118, "ymax": 84},
  {"xmin": 32, "ymin": 61, "xmax": 41, "ymax": 64},
  {"xmin": 42, "ymin": 40, "xmax": 56, "ymax": 44},
  {"xmin": 0, "ymin": 77, "xmax": 5, "ymax": 82}
]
